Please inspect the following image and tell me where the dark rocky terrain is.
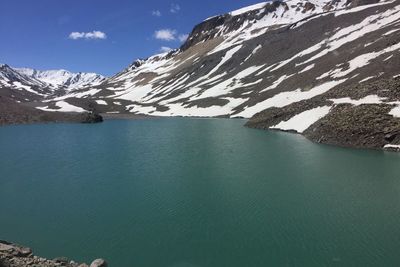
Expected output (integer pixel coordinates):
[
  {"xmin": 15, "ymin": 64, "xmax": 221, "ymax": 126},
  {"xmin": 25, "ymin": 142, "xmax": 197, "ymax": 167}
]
[
  {"xmin": 246, "ymin": 77, "xmax": 400, "ymax": 150},
  {"xmin": 0, "ymin": 241, "xmax": 107, "ymax": 267},
  {"xmin": 0, "ymin": 96, "xmax": 103, "ymax": 126}
]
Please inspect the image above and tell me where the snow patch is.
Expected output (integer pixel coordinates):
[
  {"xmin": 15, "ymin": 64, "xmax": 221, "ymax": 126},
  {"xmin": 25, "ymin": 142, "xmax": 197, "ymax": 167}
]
[
  {"xmin": 359, "ymin": 76, "xmax": 375, "ymax": 83},
  {"xmin": 299, "ymin": 64, "xmax": 315, "ymax": 73},
  {"xmin": 389, "ymin": 106, "xmax": 400, "ymax": 117},
  {"xmin": 230, "ymin": 3, "xmax": 267, "ymax": 16},
  {"xmin": 260, "ymin": 74, "xmax": 294, "ymax": 93},
  {"xmin": 271, "ymin": 106, "xmax": 332, "ymax": 133},
  {"xmin": 384, "ymin": 144, "xmax": 400, "ymax": 150},
  {"xmin": 330, "ymin": 95, "xmax": 386, "ymax": 105},
  {"xmin": 37, "ymin": 101, "xmax": 87, "ymax": 113},
  {"xmin": 96, "ymin": 100, "xmax": 108, "ymax": 105}
]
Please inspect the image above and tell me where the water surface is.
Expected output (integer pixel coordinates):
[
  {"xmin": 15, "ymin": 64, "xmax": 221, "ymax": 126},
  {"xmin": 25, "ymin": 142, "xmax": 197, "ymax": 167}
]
[{"xmin": 1, "ymin": 118, "xmax": 400, "ymax": 267}]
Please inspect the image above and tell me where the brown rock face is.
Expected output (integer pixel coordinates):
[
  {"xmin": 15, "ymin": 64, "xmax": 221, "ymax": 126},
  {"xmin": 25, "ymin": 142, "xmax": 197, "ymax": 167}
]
[{"xmin": 303, "ymin": 2, "xmax": 316, "ymax": 12}]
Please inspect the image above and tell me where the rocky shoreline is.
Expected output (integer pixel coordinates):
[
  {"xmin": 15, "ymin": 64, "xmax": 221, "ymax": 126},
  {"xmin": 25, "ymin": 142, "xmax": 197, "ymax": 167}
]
[
  {"xmin": 0, "ymin": 241, "xmax": 106, "ymax": 267},
  {"xmin": 246, "ymin": 78, "xmax": 400, "ymax": 152},
  {"xmin": 247, "ymin": 106, "xmax": 400, "ymax": 152}
]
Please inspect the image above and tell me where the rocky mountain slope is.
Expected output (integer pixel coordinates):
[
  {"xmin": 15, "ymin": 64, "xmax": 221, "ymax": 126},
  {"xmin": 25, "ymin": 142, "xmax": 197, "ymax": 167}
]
[
  {"xmin": 2, "ymin": 0, "xmax": 400, "ymax": 150},
  {"xmin": 0, "ymin": 95, "xmax": 103, "ymax": 126}
]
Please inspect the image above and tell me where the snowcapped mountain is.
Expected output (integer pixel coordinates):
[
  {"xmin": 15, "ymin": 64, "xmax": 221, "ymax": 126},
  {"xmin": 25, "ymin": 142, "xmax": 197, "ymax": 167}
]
[
  {"xmin": 0, "ymin": 64, "xmax": 52, "ymax": 101},
  {"xmin": 0, "ymin": 64, "xmax": 105, "ymax": 103},
  {"xmin": 0, "ymin": 64, "xmax": 45, "ymax": 88},
  {"xmin": 15, "ymin": 68, "xmax": 105, "ymax": 90},
  {"xmin": 3, "ymin": 0, "xmax": 400, "ymax": 150},
  {"xmin": 66, "ymin": 0, "xmax": 399, "ymax": 115}
]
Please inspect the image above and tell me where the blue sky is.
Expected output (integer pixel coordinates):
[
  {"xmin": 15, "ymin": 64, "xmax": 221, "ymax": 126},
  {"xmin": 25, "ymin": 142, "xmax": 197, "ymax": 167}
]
[{"xmin": 0, "ymin": 0, "xmax": 262, "ymax": 76}]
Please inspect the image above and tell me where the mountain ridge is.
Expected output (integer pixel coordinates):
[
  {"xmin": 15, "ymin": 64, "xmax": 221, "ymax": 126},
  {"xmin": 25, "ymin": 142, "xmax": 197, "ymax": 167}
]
[
  {"xmin": 14, "ymin": 67, "xmax": 105, "ymax": 90},
  {"xmin": 0, "ymin": 64, "xmax": 106, "ymax": 103}
]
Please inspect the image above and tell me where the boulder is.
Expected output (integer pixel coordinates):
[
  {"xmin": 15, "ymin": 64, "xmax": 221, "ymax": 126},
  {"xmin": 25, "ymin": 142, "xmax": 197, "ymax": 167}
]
[
  {"xmin": 54, "ymin": 257, "xmax": 69, "ymax": 263},
  {"xmin": 18, "ymin": 247, "xmax": 32, "ymax": 257},
  {"xmin": 384, "ymin": 133, "xmax": 397, "ymax": 142},
  {"xmin": 90, "ymin": 259, "xmax": 107, "ymax": 267},
  {"xmin": 81, "ymin": 113, "xmax": 103, "ymax": 124}
]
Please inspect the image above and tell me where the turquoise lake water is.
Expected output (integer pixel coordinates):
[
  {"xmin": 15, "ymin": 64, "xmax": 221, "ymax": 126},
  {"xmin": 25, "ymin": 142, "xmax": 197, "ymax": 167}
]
[{"xmin": 1, "ymin": 118, "xmax": 400, "ymax": 267}]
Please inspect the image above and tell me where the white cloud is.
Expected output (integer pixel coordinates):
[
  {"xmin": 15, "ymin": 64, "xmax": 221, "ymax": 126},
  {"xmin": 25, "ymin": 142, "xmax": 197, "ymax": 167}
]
[
  {"xmin": 178, "ymin": 34, "xmax": 189, "ymax": 42},
  {"xmin": 68, "ymin": 31, "xmax": 107, "ymax": 40},
  {"xmin": 154, "ymin": 29, "xmax": 177, "ymax": 41},
  {"xmin": 160, "ymin": 46, "xmax": 173, "ymax": 53},
  {"xmin": 170, "ymin": 4, "xmax": 181, "ymax": 13},
  {"xmin": 69, "ymin": 32, "xmax": 84, "ymax": 39},
  {"xmin": 85, "ymin": 31, "xmax": 107, "ymax": 39},
  {"xmin": 152, "ymin": 10, "xmax": 162, "ymax": 17}
]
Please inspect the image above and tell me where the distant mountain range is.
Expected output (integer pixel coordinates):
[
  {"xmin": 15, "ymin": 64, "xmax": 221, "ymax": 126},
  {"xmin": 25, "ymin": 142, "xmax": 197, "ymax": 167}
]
[
  {"xmin": 15, "ymin": 68, "xmax": 105, "ymax": 90},
  {"xmin": 0, "ymin": 64, "xmax": 105, "ymax": 100},
  {"xmin": 1, "ymin": 0, "xmax": 400, "ymax": 150}
]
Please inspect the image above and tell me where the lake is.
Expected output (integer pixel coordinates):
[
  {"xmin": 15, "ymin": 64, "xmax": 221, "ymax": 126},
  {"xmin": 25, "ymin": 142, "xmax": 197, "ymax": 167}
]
[{"xmin": 1, "ymin": 118, "xmax": 400, "ymax": 267}]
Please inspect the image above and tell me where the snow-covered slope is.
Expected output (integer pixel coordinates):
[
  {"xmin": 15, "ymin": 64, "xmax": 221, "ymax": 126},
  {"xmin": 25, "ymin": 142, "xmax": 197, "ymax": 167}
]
[
  {"xmin": 15, "ymin": 68, "xmax": 105, "ymax": 90},
  {"xmin": 0, "ymin": 64, "xmax": 52, "ymax": 100},
  {"xmin": 54, "ymin": 0, "xmax": 399, "ymax": 119},
  {"xmin": 183, "ymin": 0, "xmax": 351, "ymax": 51},
  {"xmin": 0, "ymin": 64, "xmax": 45, "ymax": 88}
]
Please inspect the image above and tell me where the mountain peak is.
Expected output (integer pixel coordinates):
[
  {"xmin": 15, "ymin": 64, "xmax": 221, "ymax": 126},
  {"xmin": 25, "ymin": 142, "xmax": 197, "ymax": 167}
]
[
  {"xmin": 229, "ymin": 2, "xmax": 270, "ymax": 17},
  {"xmin": 0, "ymin": 63, "xmax": 11, "ymax": 69}
]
